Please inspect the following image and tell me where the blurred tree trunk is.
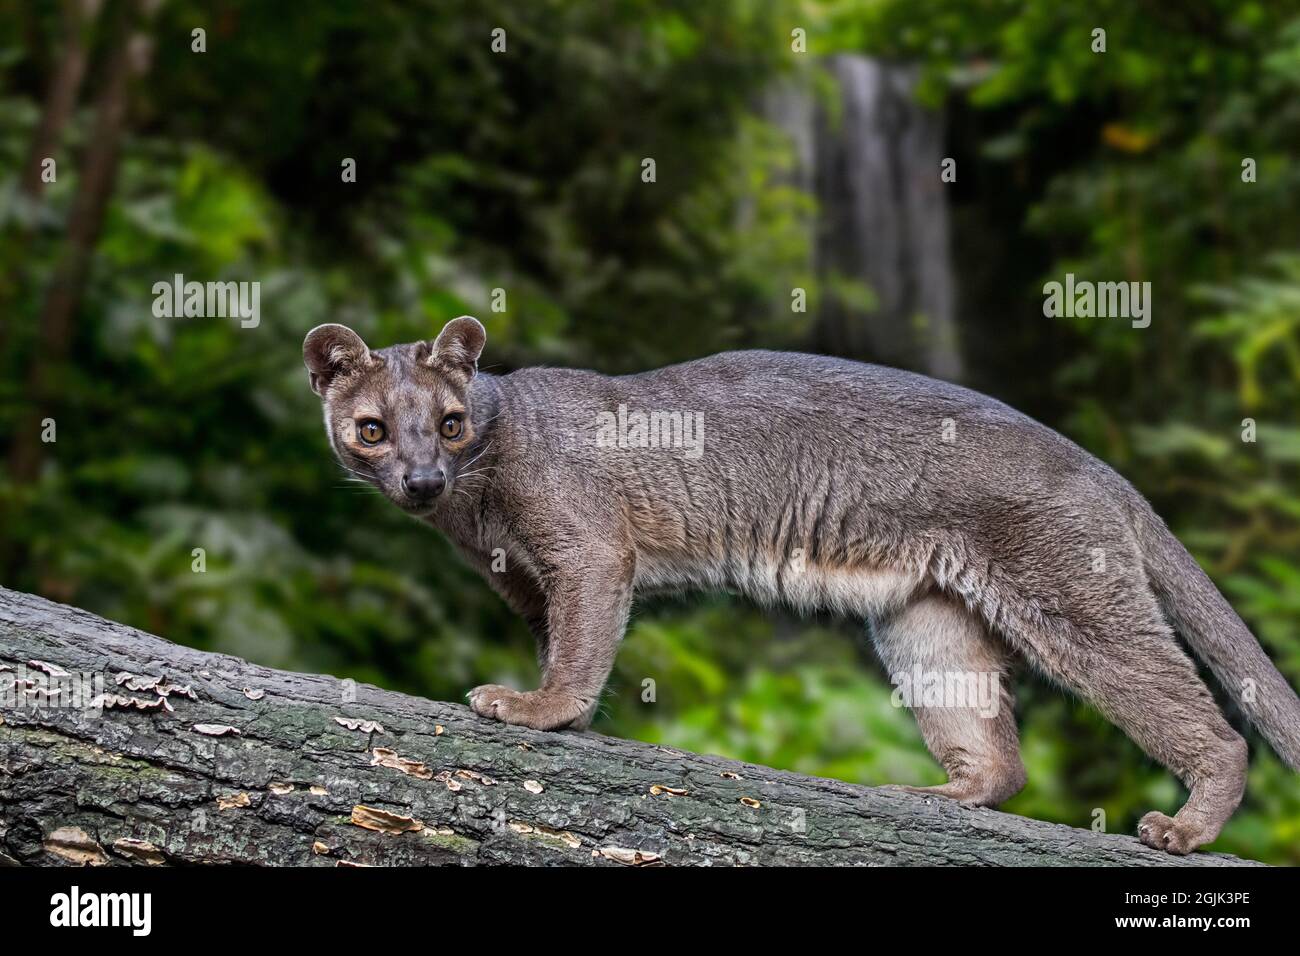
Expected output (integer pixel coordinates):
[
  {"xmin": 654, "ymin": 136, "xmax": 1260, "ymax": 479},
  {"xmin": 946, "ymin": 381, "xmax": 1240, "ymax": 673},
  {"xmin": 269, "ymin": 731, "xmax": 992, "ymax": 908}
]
[
  {"xmin": 17, "ymin": 0, "xmax": 104, "ymax": 202},
  {"xmin": 8, "ymin": 0, "xmax": 160, "ymax": 484},
  {"xmin": 0, "ymin": 0, "xmax": 103, "ymax": 387}
]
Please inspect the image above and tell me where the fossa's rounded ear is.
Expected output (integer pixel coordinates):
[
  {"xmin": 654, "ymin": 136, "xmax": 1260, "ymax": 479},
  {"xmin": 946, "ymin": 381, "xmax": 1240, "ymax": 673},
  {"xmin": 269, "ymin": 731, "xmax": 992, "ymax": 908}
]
[
  {"xmin": 427, "ymin": 315, "xmax": 486, "ymax": 386},
  {"xmin": 303, "ymin": 323, "xmax": 372, "ymax": 396}
]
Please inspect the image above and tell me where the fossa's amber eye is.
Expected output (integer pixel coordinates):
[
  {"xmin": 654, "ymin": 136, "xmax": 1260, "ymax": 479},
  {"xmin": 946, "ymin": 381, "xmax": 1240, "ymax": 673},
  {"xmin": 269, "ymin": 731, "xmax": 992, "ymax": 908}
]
[
  {"xmin": 440, "ymin": 414, "xmax": 463, "ymax": 440},
  {"xmin": 358, "ymin": 420, "xmax": 386, "ymax": 445}
]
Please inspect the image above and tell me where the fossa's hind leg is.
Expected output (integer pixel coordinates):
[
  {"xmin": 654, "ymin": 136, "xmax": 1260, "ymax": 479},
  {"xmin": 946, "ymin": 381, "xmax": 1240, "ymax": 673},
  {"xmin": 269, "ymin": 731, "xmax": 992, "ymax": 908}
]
[
  {"xmin": 871, "ymin": 590, "xmax": 1026, "ymax": 807},
  {"xmin": 986, "ymin": 539, "xmax": 1248, "ymax": 854},
  {"xmin": 1005, "ymin": 603, "xmax": 1246, "ymax": 853}
]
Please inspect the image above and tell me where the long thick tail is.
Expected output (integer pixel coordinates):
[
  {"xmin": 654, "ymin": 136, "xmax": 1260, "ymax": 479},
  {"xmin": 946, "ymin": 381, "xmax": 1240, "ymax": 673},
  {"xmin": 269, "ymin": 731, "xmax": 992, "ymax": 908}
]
[{"xmin": 1133, "ymin": 499, "xmax": 1300, "ymax": 770}]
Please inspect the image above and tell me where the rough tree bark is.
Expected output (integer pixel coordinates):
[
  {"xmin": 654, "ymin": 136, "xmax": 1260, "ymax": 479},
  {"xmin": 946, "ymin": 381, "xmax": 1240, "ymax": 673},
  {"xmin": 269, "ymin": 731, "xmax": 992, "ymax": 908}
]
[{"xmin": 0, "ymin": 587, "xmax": 1260, "ymax": 867}]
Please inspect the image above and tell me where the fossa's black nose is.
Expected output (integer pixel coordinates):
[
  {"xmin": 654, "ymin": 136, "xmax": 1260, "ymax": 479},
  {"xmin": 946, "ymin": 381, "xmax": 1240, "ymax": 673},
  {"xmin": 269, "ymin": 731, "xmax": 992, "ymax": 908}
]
[{"xmin": 403, "ymin": 468, "xmax": 446, "ymax": 499}]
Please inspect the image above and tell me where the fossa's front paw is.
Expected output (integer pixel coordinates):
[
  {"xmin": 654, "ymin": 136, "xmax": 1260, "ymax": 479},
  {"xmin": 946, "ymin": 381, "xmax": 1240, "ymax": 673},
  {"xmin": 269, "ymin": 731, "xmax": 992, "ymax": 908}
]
[{"xmin": 466, "ymin": 684, "xmax": 589, "ymax": 731}]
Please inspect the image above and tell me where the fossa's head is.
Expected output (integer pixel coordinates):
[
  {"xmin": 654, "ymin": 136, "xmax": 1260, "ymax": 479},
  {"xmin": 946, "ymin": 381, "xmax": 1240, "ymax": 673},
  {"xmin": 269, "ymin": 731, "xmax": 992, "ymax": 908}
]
[{"xmin": 303, "ymin": 316, "xmax": 487, "ymax": 517}]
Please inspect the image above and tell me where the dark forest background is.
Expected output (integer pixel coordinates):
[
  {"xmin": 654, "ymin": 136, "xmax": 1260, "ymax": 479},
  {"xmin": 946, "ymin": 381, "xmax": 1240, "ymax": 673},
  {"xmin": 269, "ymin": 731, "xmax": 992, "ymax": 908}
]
[{"xmin": 1, "ymin": 0, "xmax": 1297, "ymax": 862}]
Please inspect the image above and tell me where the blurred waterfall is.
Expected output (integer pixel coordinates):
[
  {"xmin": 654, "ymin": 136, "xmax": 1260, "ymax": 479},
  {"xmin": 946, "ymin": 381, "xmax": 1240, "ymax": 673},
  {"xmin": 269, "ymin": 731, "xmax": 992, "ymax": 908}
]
[{"xmin": 767, "ymin": 55, "xmax": 962, "ymax": 380}]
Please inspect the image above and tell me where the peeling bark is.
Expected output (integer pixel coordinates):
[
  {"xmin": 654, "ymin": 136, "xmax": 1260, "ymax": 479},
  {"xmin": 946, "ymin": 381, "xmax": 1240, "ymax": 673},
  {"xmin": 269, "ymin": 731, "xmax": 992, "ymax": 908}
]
[{"xmin": 0, "ymin": 587, "xmax": 1262, "ymax": 867}]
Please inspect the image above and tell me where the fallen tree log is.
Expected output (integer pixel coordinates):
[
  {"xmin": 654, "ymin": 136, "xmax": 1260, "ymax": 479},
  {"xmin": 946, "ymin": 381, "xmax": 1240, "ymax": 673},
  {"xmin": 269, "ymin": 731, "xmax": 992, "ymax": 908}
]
[{"xmin": 0, "ymin": 586, "xmax": 1260, "ymax": 866}]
